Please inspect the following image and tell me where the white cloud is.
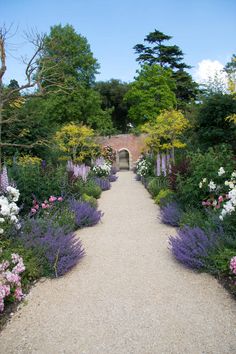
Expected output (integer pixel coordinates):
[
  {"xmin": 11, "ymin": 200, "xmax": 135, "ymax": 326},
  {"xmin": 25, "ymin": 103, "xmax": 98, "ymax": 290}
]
[{"xmin": 194, "ymin": 59, "xmax": 228, "ymax": 87}]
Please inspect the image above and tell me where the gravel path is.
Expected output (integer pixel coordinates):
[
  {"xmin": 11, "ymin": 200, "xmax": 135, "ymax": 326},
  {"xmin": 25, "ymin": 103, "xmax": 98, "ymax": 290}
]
[{"xmin": 1, "ymin": 171, "xmax": 236, "ymax": 354}]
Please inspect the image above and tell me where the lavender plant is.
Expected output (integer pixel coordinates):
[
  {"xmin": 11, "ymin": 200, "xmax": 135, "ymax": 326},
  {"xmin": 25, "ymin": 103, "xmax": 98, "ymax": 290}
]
[
  {"xmin": 169, "ymin": 226, "xmax": 221, "ymax": 270},
  {"xmin": 160, "ymin": 202, "xmax": 182, "ymax": 227},
  {"xmin": 69, "ymin": 199, "xmax": 103, "ymax": 228},
  {"xmin": 20, "ymin": 219, "xmax": 85, "ymax": 277},
  {"xmin": 109, "ymin": 174, "xmax": 118, "ymax": 182},
  {"xmin": 93, "ymin": 177, "xmax": 111, "ymax": 191}
]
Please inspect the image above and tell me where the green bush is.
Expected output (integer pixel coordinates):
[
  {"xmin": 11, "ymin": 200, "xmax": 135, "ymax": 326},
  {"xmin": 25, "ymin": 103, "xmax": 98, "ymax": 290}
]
[
  {"xmin": 82, "ymin": 193, "xmax": 98, "ymax": 208},
  {"xmin": 147, "ymin": 176, "xmax": 169, "ymax": 198},
  {"xmin": 176, "ymin": 145, "xmax": 235, "ymax": 209},
  {"xmin": 205, "ymin": 248, "xmax": 236, "ymax": 275},
  {"xmin": 154, "ymin": 189, "xmax": 174, "ymax": 206},
  {"xmin": 0, "ymin": 239, "xmax": 43, "ymax": 286},
  {"xmin": 69, "ymin": 179, "xmax": 102, "ymax": 199},
  {"xmin": 9, "ymin": 163, "xmax": 67, "ymax": 212}
]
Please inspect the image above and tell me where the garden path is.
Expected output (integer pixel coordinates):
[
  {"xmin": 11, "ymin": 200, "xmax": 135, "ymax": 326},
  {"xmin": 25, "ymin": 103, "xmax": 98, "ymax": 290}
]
[{"xmin": 1, "ymin": 171, "xmax": 236, "ymax": 354}]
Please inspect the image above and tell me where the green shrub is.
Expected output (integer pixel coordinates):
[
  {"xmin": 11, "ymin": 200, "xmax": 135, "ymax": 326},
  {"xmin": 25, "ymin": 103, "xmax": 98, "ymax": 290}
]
[
  {"xmin": 69, "ymin": 179, "xmax": 102, "ymax": 199},
  {"xmin": 176, "ymin": 145, "xmax": 235, "ymax": 209},
  {"xmin": 154, "ymin": 189, "xmax": 174, "ymax": 206},
  {"xmin": 82, "ymin": 193, "xmax": 98, "ymax": 208},
  {"xmin": 9, "ymin": 163, "xmax": 67, "ymax": 212},
  {"xmin": 205, "ymin": 248, "xmax": 236, "ymax": 275},
  {"xmin": 147, "ymin": 176, "xmax": 169, "ymax": 198}
]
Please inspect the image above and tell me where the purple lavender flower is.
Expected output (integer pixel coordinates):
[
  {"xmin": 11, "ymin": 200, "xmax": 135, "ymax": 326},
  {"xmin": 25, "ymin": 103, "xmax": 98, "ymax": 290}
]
[
  {"xmin": 166, "ymin": 152, "xmax": 171, "ymax": 174},
  {"xmin": 169, "ymin": 226, "xmax": 220, "ymax": 270},
  {"xmin": 67, "ymin": 161, "xmax": 90, "ymax": 181},
  {"xmin": 110, "ymin": 166, "xmax": 118, "ymax": 175},
  {"xmin": 156, "ymin": 153, "xmax": 161, "ymax": 177},
  {"xmin": 160, "ymin": 202, "xmax": 182, "ymax": 227},
  {"xmin": 108, "ymin": 174, "xmax": 118, "ymax": 182},
  {"xmin": 21, "ymin": 219, "xmax": 85, "ymax": 277},
  {"xmin": 93, "ymin": 177, "xmax": 111, "ymax": 191},
  {"xmin": 69, "ymin": 199, "xmax": 103, "ymax": 228}
]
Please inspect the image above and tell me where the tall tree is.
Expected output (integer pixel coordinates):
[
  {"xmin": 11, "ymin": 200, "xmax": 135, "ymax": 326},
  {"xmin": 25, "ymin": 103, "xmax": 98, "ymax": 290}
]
[
  {"xmin": 95, "ymin": 79, "xmax": 130, "ymax": 133},
  {"xmin": 124, "ymin": 64, "xmax": 176, "ymax": 127},
  {"xmin": 224, "ymin": 54, "xmax": 236, "ymax": 94},
  {"xmin": 134, "ymin": 29, "xmax": 198, "ymax": 108}
]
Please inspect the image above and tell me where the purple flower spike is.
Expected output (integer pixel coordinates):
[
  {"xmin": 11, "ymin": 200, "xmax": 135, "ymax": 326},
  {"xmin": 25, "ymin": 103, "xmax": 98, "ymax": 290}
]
[{"xmin": 156, "ymin": 153, "xmax": 161, "ymax": 176}]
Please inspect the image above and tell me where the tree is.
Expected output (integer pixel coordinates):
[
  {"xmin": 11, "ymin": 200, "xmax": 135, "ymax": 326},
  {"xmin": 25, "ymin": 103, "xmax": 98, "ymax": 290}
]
[
  {"xmin": 54, "ymin": 123, "xmax": 100, "ymax": 162},
  {"xmin": 124, "ymin": 64, "xmax": 176, "ymax": 126},
  {"xmin": 195, "ymin": 93, "xmax": 236, "ymax": 150},
  {"xmin": 0, "ymin": 25, "xmax": 70, "ymax": 165},
  {"xmin": 134, "ymin": 29, "xmax": 198, "ymax": 108},
  {"xmin": 224, "ymin": 54, "xmax": 236, "ymax": 94},
  {"xmin": 142, "ymin": 110, "xmax": 190, "ymax": 160},
  {"xmin": 95, "ymin": 79, "xmax": 130, "ymax": 133}
]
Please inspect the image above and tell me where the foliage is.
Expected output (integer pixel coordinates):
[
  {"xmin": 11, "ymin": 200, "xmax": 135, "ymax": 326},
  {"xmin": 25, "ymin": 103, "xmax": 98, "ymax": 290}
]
[
  {"xmin": 168, "ymin": 157, "xmax": 190, "ymax": 191},
  {"xmin": 194, "ymin": 93, "xmax": 236, "ymax": 151},
  {"xmin": 54, "ymin": 123, "xmax": 100, "ymax": 162},
  {"xmin": 154, "ymin": 189, "xmax": 174, "ymax": 206},
  {"xmin": 101, "ymin": 146, "xmax": 116, "ymax": 163},
  {"xmin": 169, "ymin": 226, "xmax": 221, "ymax": 270},
  {"xmin": 124, "ymin": 64, "xmax": 176, "ymax": 126},
  {"xmin": 206, "ymin": 248, "xmax": 236, "ymax": 275},
  {"xmin": 95, "ymin": 79, "xmax": 131, "ymax": 133},
  {"xmin": 224, "ymin": 54, "xmax": 236, "ymax": 94},
  {"xmin": 9, "ymin": 163, "xmax": 67, "ymax": 212},
  {"xmin": 82, "ymin": 194, "xmax": 98, "ymax": 208},
  {"xmin": 17, "ymin": 155, "xmax": 42, "ymax": 166},
  {"xmin": 175, "ymin": 146, "xmax": 235, "ymax": 209},
  {"xmin": 69, "ymin": 178, "xmax": 102, "ymax": 199},
  {"xmin": 69, "ymin": 199, "xmax": 103, "ymax": 228},
  {"xmin": 133, "ymin": 29, "xmax": 198, "ymax": 108},
  {"xmin": 20, "ymin": 218, "xmax": 85, "ymax": 277},
  {"xmin": 143, "ymin": 110, "xmax": 190, "ymax": 154},
  {"xmin": 160, "ymin": 202, "xmax": 182, "ymax": 227},
  {"xmin": 147, "ymin": 176, "xmax": 169, "ymax": 198}
]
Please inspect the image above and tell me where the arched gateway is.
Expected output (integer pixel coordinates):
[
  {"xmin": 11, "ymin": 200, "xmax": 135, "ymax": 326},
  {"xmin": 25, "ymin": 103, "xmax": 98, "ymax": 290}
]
[{"xmin": 98, "ymin": 134, "xmax": 146, "ymax": 170}]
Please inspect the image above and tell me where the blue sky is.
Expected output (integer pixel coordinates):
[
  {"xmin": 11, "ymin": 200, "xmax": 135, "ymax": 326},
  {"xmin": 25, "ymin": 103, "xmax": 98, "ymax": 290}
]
[{"xmin": 1, "ymin": 0, "xmax": 236, "ymax": 85}]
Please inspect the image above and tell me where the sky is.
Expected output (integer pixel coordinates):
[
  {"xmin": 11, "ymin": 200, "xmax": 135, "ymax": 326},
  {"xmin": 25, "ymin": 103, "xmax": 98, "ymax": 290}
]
[{"xmin": 1, "ymin": 0, "xmax": 236, "ymax": 86}]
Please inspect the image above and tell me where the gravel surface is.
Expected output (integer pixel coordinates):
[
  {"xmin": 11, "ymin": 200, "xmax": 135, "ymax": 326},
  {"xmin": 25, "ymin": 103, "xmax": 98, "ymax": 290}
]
[{"xmin": 1, "ymin": 171, "xmax": 236, "ymax": 354}]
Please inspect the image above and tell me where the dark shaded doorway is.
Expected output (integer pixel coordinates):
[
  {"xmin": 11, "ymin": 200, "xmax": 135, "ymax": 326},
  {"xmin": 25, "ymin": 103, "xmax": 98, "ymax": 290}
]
[{"xmin": 118, "ymin": 149, "xmax": 129, "ymax": 170}]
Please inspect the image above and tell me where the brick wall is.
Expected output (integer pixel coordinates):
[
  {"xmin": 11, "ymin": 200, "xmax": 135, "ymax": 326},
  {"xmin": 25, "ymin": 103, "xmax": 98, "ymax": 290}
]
[{"xmin": 98, "ymin": 134, "xmax": 147, "ymax": 170}]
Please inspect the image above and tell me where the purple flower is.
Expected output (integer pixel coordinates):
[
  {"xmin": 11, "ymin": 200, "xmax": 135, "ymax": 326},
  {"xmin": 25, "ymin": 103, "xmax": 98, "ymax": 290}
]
[
  {"xmin": 169, "ymin": 226, "xmax": 220, "ymax": 270},
  {"xmin": 67, "ymin": 161, "xmax": 90, "ymax": 182},
  {"xmin": 156, "ymin": 153, "xmax": 161, "ymax": 176},
  {"xmin": 21, "ymin": 219, "xmax": 85, "ymax": 277},
  {"xmin": 108, "ymin": 174, "xmax": 118, "ymax": 182},
  {"xmin": 160, "ymin": 202, "xmax": 182, "ymax": 227},
  {"xmin": 93, "ymin": 177, "xmax": 111, "ymax": 191},
  {"xmin": 110, "ymin": 166, "xmax": 118, "ymax": 175},
  {"xmin": 69, "ymin": 199, "xmax": 103, "ymax": 228}
]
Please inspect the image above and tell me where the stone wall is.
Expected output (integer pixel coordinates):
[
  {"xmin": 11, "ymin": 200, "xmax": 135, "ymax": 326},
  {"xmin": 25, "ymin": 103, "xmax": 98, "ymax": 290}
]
[{"xmin": 98, "ymin": 134, "xmax": 147, "ymax": 170}]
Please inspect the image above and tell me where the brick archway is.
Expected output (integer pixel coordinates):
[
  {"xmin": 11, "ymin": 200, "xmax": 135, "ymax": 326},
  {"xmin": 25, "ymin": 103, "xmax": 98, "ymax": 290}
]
[
  {"xmin": 117, "ymin": 148, "xmax": 131, "ymax": 170},
  {"xmin": 98, "ymin": 134, "xmax": 147, "ymax": 170}
]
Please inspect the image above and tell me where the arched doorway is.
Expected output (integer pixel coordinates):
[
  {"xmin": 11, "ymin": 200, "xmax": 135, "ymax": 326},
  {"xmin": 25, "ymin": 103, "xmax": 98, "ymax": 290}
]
[{"xmin": 118, "ymin": 149, "xmax": 130, "ymax": 170}]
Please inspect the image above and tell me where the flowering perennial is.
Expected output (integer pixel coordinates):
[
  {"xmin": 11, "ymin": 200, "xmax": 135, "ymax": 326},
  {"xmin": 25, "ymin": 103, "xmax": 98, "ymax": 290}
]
[
  {"xmin": 67, "ymin": 161, "xmax": 90, "ymax": 182},
  {"xmin": 136, "ymin": 157, "xmax": 151, "ymax": 177},
  {"xmin": 31, "ymin": 195, "xmax": 63, "ymax": 215},
  {"xmin": 92, "ymin": 157, "xmax": 111, "ymax": 177},
  {"xmin": 199, "ymin": 168, "xmax": 236, "ymax": 220},
  {"xmin": 0, "ymin": 252, "xmax": 25, "ymax": 312},
  {"xmin": 230, "ymin": 256, "xmax": 236, "ymax": 275}
]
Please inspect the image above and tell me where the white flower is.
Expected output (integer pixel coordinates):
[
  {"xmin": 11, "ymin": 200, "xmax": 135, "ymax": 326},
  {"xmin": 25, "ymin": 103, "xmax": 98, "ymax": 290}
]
[
  {"xmin": 229, "ymin": 182, "xmax": 235, "ymax": 189},
  {"xmin": 10, "ymin": 215, "xmax": 18, "ymax": 223},
  {"xmin": 231, "ymin": 171, "xmax": 236, "ymax": 178},
  {"xmin": 0, "ymin": 228, "xmax": 4, "ymax": 234},
  {"xmin": 202, "ymin": 178, "xmax": 207, "ymax": 183},
  {"xmin": 0, "ymin": 218, "xmax": 4, "ymax": 223},
  {"xmin": 199, "ymin": 182, "xmax": 203, "ymax": 188},
  {"xmin": 208, "ymin": 180, "xmax": 216, "ymax": 191},
  {"xmin": 218, "ymin": 167, "xmax": 225, "ymax": 176}
]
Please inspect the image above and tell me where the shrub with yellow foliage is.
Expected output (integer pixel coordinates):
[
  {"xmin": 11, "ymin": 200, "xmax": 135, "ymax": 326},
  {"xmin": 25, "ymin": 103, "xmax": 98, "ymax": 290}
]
[{"xmin": 54, "ymin": 123, "xmax": 101, "ymax": 163}]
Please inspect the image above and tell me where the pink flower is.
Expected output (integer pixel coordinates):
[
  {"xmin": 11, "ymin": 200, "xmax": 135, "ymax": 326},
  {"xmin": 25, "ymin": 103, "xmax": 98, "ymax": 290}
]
[
  {"xmin": 0, "ymin": 300, "xmax": 4, "ymax": 312},
  {"xmin": 5, "ymin": 271, "xmax": 21, "ymax": 285},
  {"xmin": 215, "ymin": 203, "xmax": 221, "ymax": 209},
  {"xmin": 35, "ymin": 204, "xmax": 39, "ymax": 210},
  {"xmin": 218, "ymin": 195, "xmax": 224, "ymax": 203},
  {"xmin": 14, "ymin": 287, "xmax": 24, "ymax": 301},
  {"xmin": 57, "ymin": 197, "xmax": 63, "ymax": 202},
  {"xmin": 42, "ymin": 203, "xmax": 47, "ymax": 209},
  {"xmin": 0, "ymin": 284, "xmax": 10, "ymax": 298},
  {"xmin": 49, "ymin": 196, "xmax": 57, "ymax": 203},
  {"xmin": 230, "ymin": 256, "xmax": 236, "ymax": 275},
  {"xmin": 0, "ymin": 260, "xmax": 9, "ymax": 272},
  {"xmin": 31, "ymin": 208, "xmax": 37, "ymax": 214}
]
